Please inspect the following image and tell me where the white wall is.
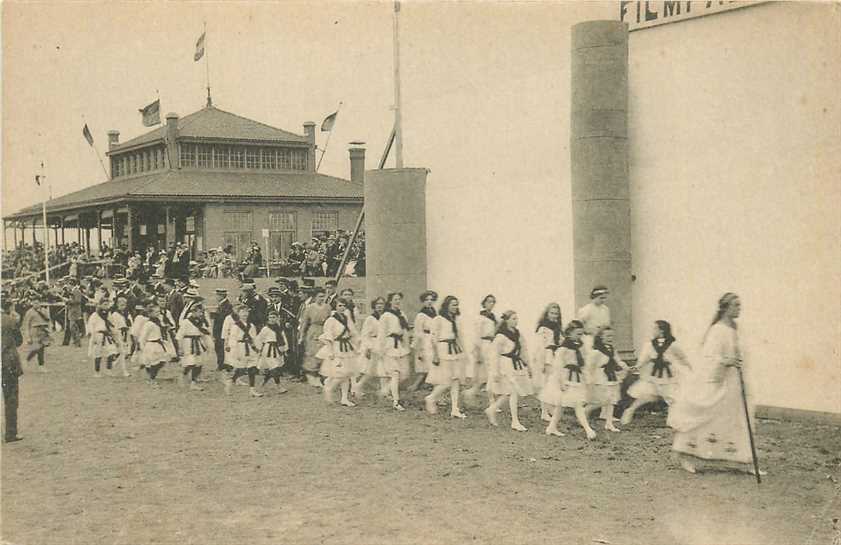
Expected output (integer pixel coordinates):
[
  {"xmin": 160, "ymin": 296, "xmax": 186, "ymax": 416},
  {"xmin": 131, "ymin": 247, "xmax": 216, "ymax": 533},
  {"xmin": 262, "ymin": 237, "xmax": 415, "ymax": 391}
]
[{"xmin": 628, "ymin": 3, "xmax": 841, "ymax": 413}]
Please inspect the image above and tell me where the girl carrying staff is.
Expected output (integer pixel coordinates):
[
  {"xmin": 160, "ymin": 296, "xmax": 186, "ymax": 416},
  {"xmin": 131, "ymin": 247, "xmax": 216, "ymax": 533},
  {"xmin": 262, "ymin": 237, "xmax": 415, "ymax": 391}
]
[
  {"xmin": 377, "ymin": 292, "xmax": 412, "ymax": 411},
  {"xmin": 176, "ymin": 303, "xmax": 212, "ymax": 392},
  {"xmin": 585, "ymin": 326, "xmax": 629, "ymax": 433},
  {"xmin": 542, "ymin": 320, "xmax": 596, "ymax": 439},
  {"xmin": 318, "ymin": 298, "xmax": 358, "ymax": 407},
  {"xmin": 466, "ymin": 294, "xmax": 496, "ymax": 407},
  {"xmin": 299, "ymin": 288, "xmax": 330, "ymax": 388},
  {"xmin": 256, "ymin": 310, "xmax": 289, "ymax": 394},
  {"xmin": 532, "ymin": 303, "xmax": 564, "ymax": 422},
  {"xmin": 425, "ymin": 295, "xmax": 469, "ymax": 419},
  {"xmin": 484, "ymin": 310, "xmax": 534, "ymax": 431},
  {"xmin": 138, "ymin": 305, "xmax": 174, "ymax": 387},
  {"xmin": 88, "ymin": 299, "xmax": 120, "ymax": 378},
  {"xmin": 408, "ymin": 290, "xmax": 438, "ymax": 393},
  {"xmin": 224, "ymin": 303, "xmax": 262, "ymax": 398},
  {"xmin": 109, "ymin": 296, "xmax": 133, "ymax": 377},
  {"xmin": 352, "ymin": 296, "xmax": 386, "ymax": 399},
  {"xmin": 621, "ymin": 320, "xmax": 691, "ymax": 426}
]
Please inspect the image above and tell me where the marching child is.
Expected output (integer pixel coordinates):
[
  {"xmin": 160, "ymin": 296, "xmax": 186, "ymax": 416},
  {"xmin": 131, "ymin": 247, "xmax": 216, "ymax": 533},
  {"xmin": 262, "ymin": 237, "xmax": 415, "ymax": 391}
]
[
  {"xmin": 408, "ymin": 290, "xmax": 438, "ymax": 392},
  {"xmin": 20, "ymin": 299, "xmax": 52, "ymax": 372},
  {"xmin": 88, "ymin": 299, "xmax": 120, "ymax": 378},
  {"xmin": 176, "ymin": 303, "xmax": 212, "ymax": 392},
  {"xmin": 377, "ymin": 292, "xmax": 413, "ymax": 411},
  {"xmin": 532, "ymin": 303, "xmax": 564, "ymax": 422},
  {"xmin": 109, "ymin": 296, "xmax": 133, "ymax": 377},
  {"xmin": 224, "ymin": 304, "xmax": 262, "ymax": 397},
  {"xmin": 138, "ymin": 305, "xmax": 174, "ymax": 387},
  {"xmin": 585, "ymin": 326, "xmax": 629, "ymax": 432},
  {"xmin": 256, "ymin": 310, "xmax": 289, "ymax": 394},
  {"xmin": 542, "ymin": 320, "xmax": 595, "ymax": 439},
  {"xmin": 621, "ymin": 320, "xmax": 691, "ymax": 425},
  {"xmin": 129, "ymin": 303, "xmax": 149, "ymax": 369},
  {"xmin": 318, "ymin": 298, "xmax": 358, "ymax": 406},
  {"xmin": 351, "ymin": 296, "xmax": 386, "ymax": 399},
  {"xmin": 466, "ymin": 294, "xmax": 495, "ymax": 406},
  {"xmin": 577, "ymin": 286, "xmax": 612, "ymax": 421},
  {"xmin": 425, "ymin": 295, "xmax": 469, "ymax": 419},
  {"xmin": 484, "ymin": 310, "xmax": 534, "ymax": 431}
]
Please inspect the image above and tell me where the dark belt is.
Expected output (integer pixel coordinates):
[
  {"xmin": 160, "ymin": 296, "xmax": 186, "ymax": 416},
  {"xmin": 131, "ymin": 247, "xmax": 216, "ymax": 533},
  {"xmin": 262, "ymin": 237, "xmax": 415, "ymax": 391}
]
[
  {"xmin": 546, "ymin": 344, "xmax": 560, "ymax": 355},
  {"xmin": 99, "ymin": 331, "xmax": 115, "ymax": 345},
  {"xmin": 481, "ymin": 336, "xmax": 494, "ymax": 342},
  {"xmin": 565, "ymin": 364, "xmax": 583, "ymax": 383},
  {"xmin": 338, "ymin": 335, "xmax": 355, "ymax": 353},
  {"xmin": 120, "ymin": 327, "xmax": 129, "ymax": 343},
  {"xmin": 264, "ymin": 341, "xmax": 281, "ymax": 359},
  {"xmin": 389, "ymin": 333, "xmax": 403, "ymax": 350},
  {"xmin": 602, "ymin": 361, "xmax": 620, "ymax": 382},
  {"xmin": 238, "ymin": 339, "xmax": 255, "ymax": 356},
  {"xmin": 652, "ymin": 358, "xmax": 673, "ymax": 379},
  {"xmin": 185, "ymin": 335, "xmax": 206, "ymax": 355},
  {"xmin": 439, "ymin": 339, "xmax": 462, "ymax": 355},
  {"xmin": 502, "ymin": 351, "xmax": 527, "ymax": 371}
]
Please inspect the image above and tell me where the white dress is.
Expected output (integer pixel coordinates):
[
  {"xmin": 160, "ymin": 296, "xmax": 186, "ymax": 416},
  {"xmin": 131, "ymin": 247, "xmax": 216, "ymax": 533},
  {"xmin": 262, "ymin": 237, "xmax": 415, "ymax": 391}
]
[
  {"xmin": 377, "ymin": 310, "xmax": 411, "ymax": 379},
  {"xmin": 628, "ymin": 340, "xmax": 687, "ymax": 404},
  {"xmin": 426, "ymin": 315, "xmax": 469, "ymax": 386},
  {"xmin": 469, "ymin": 312, "xmax": 496, "ymax": 384},
  {"xmin": 586, "ymin": 345, "xmax": 628, "ymax": 406},
  {"xmin": 109, "ymin": 311, "xmax": 132, "ymax": 356},
  {"xmin": 356, "ymin": 315, "xmax": 382, "ymax": 376},
  {"xmin": 225, "ymin": 320, "xmax": 259, "ymax": 369},
  {"xmin": 87, "ymin": 312, "xmax": 119, "ymax": 359},
  {"xmin": 130, "ymin": 314, "xmax": 148, "ymax": 365},
  {"xmin": 531, "ymin": 324, "xmax": 563, "ymax": 393},
  {"xmin": 176, "ymin": 318, "xmax": 211, "ymax": 367},
  {"xmin": 412, "ymin": 311, "xmax": 436, "ymax": 373},
  {"xmin": 256, "ymin": 326, "xmax": 288, "ymax": 371},
  {"xmin": 139, "ymin": 320, "xmax": 173, "ymax": 365},
  {"xmin": 490, "ymin": 332, "xmax": 534, "ymax": 396},
  {"xmin": 577, "ymin": 303, "xmax": 611, "ymax": 353},
  {"xmin": 317, "ymin": 314, "xmax": 358, "ymax": 379},
  {"xmin": 541, "ymin": 341, "xmax": 588, "ymax": 407}
]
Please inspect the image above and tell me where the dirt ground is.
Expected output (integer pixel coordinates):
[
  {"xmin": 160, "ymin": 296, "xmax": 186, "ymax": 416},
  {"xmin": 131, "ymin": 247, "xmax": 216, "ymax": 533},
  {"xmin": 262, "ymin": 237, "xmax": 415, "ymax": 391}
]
[{"xmin": 2, "ymin": 343, "xmax": 839, "ymax": 545}]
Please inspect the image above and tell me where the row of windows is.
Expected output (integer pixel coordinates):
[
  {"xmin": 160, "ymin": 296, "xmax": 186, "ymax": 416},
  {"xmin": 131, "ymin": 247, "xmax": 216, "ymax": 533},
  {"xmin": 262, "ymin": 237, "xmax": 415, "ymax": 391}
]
[
  {"xmin": 179, "ymin": 144, "xmax": 308, "ymax": 171},
  {"xmin": 112, "ymin": 146, "xmax": 166, "ymax": 177},
  {"xmin": 223, "ymin": 211, "xmax": 338, "ymax": 260}
]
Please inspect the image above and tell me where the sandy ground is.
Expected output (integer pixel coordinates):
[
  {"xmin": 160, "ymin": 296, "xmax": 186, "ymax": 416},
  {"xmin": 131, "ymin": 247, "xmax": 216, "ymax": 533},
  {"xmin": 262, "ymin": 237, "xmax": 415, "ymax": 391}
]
[{"xmin": 2, "ymin": 343, "xmax": 839, "ymax": 545}]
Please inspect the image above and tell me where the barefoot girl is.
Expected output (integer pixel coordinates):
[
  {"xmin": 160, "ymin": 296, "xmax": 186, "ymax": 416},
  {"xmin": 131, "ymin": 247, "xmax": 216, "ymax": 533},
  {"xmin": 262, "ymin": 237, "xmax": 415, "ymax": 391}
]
[
  {"xmin": 466, "ymin": 294, "xmax": 495, "ymax": 406},
  {"xmin": 621, "ymin": 320, "xmax": 691, "ymax": 425},
  {"xmin": 585, "ymin": 326, "xmax": 629, "ymax": 432},
  {"xmin": 425, "ymin": 295, "xmax": 469, "ymax": 419},
  {"xmin": 318, "ymin": 298, "xmax": 358, "ymax": 407},
  {"xmin": 484, "ymin": 310, "xmax": 534, "ymax": 431},
  {"xmin": 377, "ymin": 292, "xmax": 412, "ymax": 411}
]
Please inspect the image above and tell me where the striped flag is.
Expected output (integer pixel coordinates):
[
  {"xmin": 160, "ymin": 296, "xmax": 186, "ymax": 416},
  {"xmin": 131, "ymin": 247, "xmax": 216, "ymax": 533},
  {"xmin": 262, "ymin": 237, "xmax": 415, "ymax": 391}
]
[
  {"xmin": 82, "ymin": 124, "xmax": 94, "ymax": 146},
  {"xmin": 139, "ymin": 99, "xmax": 161, "ymax": 127},
  {"xmin": 194, "ymin": 32, "xmax": 206, "ymax": 61},
  {"xmin": 321, "ymin": 110, "xmax": 338, "ymax": 132}
]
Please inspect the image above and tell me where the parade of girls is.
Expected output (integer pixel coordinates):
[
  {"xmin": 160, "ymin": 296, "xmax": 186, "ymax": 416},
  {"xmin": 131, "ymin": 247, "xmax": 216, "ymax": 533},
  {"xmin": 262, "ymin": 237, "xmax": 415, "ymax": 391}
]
[{"xmin": 10, "ymin": 278, "xmax": 762, "ymax": 476}]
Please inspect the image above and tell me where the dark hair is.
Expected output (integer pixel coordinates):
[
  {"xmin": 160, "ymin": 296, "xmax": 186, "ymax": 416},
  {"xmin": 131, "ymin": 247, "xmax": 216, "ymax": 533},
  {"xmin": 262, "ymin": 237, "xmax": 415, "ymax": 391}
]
[
  {"xmin": 535, "ymin": 303, "xmax": 563, "ymax": 333},
  {"xmin": 593, "ymin": 326, "xmax": 614, "ymax": 352},
  {"xmin": 495, "ymin": 310, "xmax": 517, "ymax": 335},
  {"xmin": 654, "ymin": 320, "xmax": 676, "ymax": 343},
  {"xmin": 564, "ymin": 319, "xmax": 584, "ymax": 336},
  {"xmin": 386, "ymin": 292, "xmax": 403, "ymax": 309},
  {"xmin": 481, "ymin": 294, "xmax": 496, "ymax": 309},
  {"xmin": 439, "ymin": 295, "xmax": 460, "ymax": 317},
  {"xmin": 331, "ymin": 297, "xmax": 350, "ymax": 311},
  {"xmin": 703, "ymin": 292, "xmax": 739, "ymax": 342},
  {"xmin": 419, "ymin": 290, "xmax": 438, "ymax": 303},
  {"xmin": 590, "ymin": 285, "xmax": 609, "ymax": 299}
]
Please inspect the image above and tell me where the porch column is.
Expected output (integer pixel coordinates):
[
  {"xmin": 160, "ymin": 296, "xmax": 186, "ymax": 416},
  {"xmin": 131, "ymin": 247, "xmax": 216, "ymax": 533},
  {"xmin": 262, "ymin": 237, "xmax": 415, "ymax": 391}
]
[
  {"xmin": 60, "ymin": 217, "xmax": 65, "ymax": 245},
  {"xmin": 32, "ymin": 218, "xmax": 37, "ymax": 246},
  {"xmin": 97, "ymin": 210, "xmax": 103, "ymax": 254},
  {"xmin": 127, "ymin": 205, "xmax": 134, "ymax": 252}
]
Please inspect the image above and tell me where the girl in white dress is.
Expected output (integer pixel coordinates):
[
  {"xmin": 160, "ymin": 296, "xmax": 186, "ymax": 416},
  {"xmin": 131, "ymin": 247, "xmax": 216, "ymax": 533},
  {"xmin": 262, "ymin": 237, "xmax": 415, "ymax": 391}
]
[
  {"xmin": 585, "ymin": 327, "xmax": 629, "ymax": 433},
  {"xmin": 377, "ymin": 293, "xmax": 412, "ymax": 411},
  {"xmin": 175, "ymin": 303, "xmax": 212, "ymax": 392},
  {"xmin": 532, "ymin": 303, "xmax": 564, "ymax": 422},
  {"xmin": 318, "ymin": 298, "xmax": 359, "ymax": 407},
  {"xmin": 408, "ymin": 290, "xmax": 438, "ymax": 392},
  {"xmin": 130, "ymin": 304, "xmax": 149, "ymax": 368},
  {"xmin": 542, "ymin": 320, "xmax": 596, "ymax": 439},
  {"xmin": 138, "ymin": 305, "xmax": 174, "ymax": 387},
  {"xmin": 256, "ymin": 310, "xmax": 289, "ymax": 394},
  {"xmin": 484, "ymin": 311, "xmax": 534, "ymax": 431},
  {"xmin": 425, "ymin": 295, "xmax": 470, "ymax": 419},
  {"xmin": 109, "ymin": 296, "xmax": 133, "ymax": 377},
  {"xmin": 88, "ymin": 299, "xmax": 119, "ymax": 378},
  {"xmin": 621, "ymin": 320, "xmax": 691, "ymax": 426},
  {"xmin": 224, "ymin": 304, "xmax": 262, "ymax": 397},
  {"xmin": 577, "ymin": 286, "xmax": 611, "ymax": 421},
  {"xmin": 351, "ymin": 297, "xmax": 386, "ymax": 399},
  {"xmin": 466, "ymin": 294, "xmax": 496, "ymax": 407}
]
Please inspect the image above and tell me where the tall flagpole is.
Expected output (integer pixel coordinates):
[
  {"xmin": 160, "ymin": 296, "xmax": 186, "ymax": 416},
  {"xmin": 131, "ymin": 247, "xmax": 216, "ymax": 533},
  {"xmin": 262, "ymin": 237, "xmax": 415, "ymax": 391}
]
[
  {"xmin": 316, "ymin": 101, "xmax": 343, "ymax": 173},
  {"xmin": 83, "ymin": 115, "xmax": 111, "ymax": 179},
  {"xmin": 204, "ymin": 21, "xmax": 212, "ymax": 107},
  {"xmin": 393, "ymin": 0, "xmax": 404, "ymax": 168},
  {"xmin": 40, "ymin": 162, "xmax": 50, "ymax": 283}
]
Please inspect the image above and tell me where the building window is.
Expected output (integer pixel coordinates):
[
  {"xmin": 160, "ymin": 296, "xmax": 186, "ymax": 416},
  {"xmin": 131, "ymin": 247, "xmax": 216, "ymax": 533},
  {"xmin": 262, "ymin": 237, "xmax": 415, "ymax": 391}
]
[
  {"xmin": 213, "ymin": 146, "xmax": 229, "ymax": 168},
  {"xmin": 180, "ymin": 144, "xmax": 195, "ymax": 168},
  {"xmin": 246, "ymin": 147, "xmax": 260, "ymax": 169},
  {"xmin": 291, "ymin": 149, "xmax": 307, "ymax": 171},
  {"xmin": 144, "ymin": 150, "xmax": 151, "ymax": 171},
  {"xmin": 262, "ymin": 148, "xmax": 277, "ymax": 170},
  {"xmin": 197, "ymin": 145, "xmax": 211, "ymax": 168},
  {"xmin": 230, "ymin": 147, "xmax": 244, "ymax": 168},
  {"xmin": 277, "ymin": 148, "xmax": 291, "ymax": 169},
  {"xmin": 156, "ymin": 148, "xmax": 164, "ymax": 169},
  {"xmin": 268, "ymin": 211, "xmax": 296, "ymax": 260},
  {"xmin": 223, "ymin": 211, "xmax": 252, "ymax": 261},
  {"xmin": 130, "ymin": 155, "xmax": 136, "ymax": 174},
  {"xmin": 311, "ymin": 211, "xmax": 338, "ymax": 239}
]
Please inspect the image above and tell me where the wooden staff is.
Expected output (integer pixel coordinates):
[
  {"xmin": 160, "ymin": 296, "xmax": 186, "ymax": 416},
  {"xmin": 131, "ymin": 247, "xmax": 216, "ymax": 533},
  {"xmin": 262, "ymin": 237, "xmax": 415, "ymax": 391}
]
[{"xmin": 737, "ymin": 364, "xmax": 761, "ymax": 484}]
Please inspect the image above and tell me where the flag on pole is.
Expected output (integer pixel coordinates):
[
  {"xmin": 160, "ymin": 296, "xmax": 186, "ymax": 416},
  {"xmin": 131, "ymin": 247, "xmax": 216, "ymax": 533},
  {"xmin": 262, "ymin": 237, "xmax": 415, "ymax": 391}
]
[
  {"xmin": 35, "ymin": 175, "xmax": 42, "ymax": 186},
  {"xmin": 82, "ymin": 124, "xmax": 94, "ymax": 146},
  {"xmin": 139, "ymin": 99, "xmax": 161, "ymax": 127},
  {"xmin": 194, "ymin": 32, "xmax": 206, "ymax": 61},
  {"xmin": 321, "ymin": 111, "xmax": 338, "ymax": 132}
]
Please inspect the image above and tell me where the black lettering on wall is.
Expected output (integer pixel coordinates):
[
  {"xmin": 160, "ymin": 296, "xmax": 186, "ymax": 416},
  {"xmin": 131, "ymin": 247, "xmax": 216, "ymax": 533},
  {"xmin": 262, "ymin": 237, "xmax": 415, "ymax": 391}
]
[
  {"xmin": 663, "ymin": 1, "xmax": 682, "ymax": 17},
  {"xmin": 645, "ymin": 1, "xmax": 659, "ymax": 21}
]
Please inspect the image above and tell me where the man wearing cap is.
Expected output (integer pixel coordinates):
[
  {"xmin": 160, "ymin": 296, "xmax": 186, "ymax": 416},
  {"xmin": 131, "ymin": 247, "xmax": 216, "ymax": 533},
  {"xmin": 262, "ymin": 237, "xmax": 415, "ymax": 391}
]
[
  {"xmin": 2, "ymin": 298, "xmax": 24, "ymax": 443},
  {"xmin": 324, "ymin": 279, "xmax": 338, "ymax": 307},
  {"xmin": 179, "ymin": 288, "xmax": 205, "ymax": 325},
  {"xmin": 238, "ymin": 281, "xmax": 268, "ymax": 332},
  {"xmin": 165, "ymin": 278, "xmax": 185, "ymax": 328},
  {"xmin": 113, "ymin": 276, "xmax": 132, "ymax": 313},
  {"xmin": 212, "ymin": 288, "xmax": 233, "ymax": 371}
]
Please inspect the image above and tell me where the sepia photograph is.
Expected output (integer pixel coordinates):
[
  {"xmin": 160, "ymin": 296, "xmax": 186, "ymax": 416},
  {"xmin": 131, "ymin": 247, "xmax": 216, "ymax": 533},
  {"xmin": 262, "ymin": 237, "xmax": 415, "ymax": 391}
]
[{"xmin": 1, "ymin": 1, "xmax": 840, "ymax": 544}]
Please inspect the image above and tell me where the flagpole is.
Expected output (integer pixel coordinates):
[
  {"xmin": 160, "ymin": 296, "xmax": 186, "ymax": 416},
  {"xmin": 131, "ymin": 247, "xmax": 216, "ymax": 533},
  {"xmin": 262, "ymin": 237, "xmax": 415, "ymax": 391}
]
[
  {"xmin": 204, "ymin": 21, "xmax": 212, "ymax": 107},
  {"xmin": 83, "ymin": 116, "xmax": 111, "ymax": 179},
  {"xmin": 316, "ymin": 101, "xmax": 343, "ymax": 173},
  {"xmin": 40, "ymin": 163, "xmax": 50, "ymax": 284},
  {"xmin": 392, "ymin": 0, "xmax": 404, "ymax": 168}
]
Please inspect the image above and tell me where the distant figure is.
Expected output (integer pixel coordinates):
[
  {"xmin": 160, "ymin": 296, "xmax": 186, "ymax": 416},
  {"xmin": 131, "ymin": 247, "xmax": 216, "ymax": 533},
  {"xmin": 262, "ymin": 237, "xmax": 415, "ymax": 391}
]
[{"xmin": 2, "ymin": 298, "xmax": 24, "ymax": 443}]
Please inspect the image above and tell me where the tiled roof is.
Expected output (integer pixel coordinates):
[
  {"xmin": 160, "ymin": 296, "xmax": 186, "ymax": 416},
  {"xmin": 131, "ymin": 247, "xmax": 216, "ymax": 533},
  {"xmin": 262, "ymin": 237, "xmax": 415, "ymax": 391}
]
[
  {"xmin": 5, "ymin": 170, "xmax": 361, "ymax": 219},
  {"xmin": 111, "ymin": 106, "xmax": 308, "ymax": 152}
]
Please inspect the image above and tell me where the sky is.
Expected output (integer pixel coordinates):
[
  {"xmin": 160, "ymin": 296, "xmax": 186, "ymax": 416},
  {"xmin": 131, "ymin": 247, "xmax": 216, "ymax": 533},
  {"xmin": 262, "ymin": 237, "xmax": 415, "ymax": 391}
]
[{"xmin": 1, "ymin": 0, "xmax": 611, "ymax": 219}]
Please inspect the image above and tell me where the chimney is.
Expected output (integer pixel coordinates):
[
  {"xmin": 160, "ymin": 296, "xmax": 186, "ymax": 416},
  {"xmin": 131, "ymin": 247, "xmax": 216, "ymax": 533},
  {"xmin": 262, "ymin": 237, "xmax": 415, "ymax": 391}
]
[
  {"xmin": 349, "ymin": 144, "xmax": 366, "ymax": 184},
  {"xmin": 107, "ymin": 130, "xmax": 120, "ymax": 151},
  {"xmin": 166, "ymin": 113, "xmax": 179, "ymax": 169},
  {"xmin": 303, "ymin": 122, "xmax": 316, "ymax": 171}
]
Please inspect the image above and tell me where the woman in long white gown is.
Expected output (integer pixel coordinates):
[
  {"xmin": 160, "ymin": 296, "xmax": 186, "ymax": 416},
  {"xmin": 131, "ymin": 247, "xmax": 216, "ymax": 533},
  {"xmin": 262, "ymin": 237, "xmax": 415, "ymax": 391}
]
[{"xmin": 668, "ymin": 293, "xmax": 764, "ymax": 476}]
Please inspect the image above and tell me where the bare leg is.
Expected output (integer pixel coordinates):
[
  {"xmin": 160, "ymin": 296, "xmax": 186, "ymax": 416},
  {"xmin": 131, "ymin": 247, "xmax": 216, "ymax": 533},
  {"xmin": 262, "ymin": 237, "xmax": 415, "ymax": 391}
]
[
  {"xmin": 323, "ymin": 377, "xmax": 337, "ymax": 403},
  {"xmin": 484, "ymin": 394, "xmax": 507, "ymax": 426},
  {"xmin": 450, "ymin": 381, "xmax": 466, "ymax": 418},
  {"xmin": 621, "ymin": 397, "xmax": 655, "ymax": 426},
  {"xmin": 541, "ymin": 402, "xmax": 553, "ymax": 422},
  {"xmin": 605, "ymin": 404, "xmax": 620, "ymax": 432},
  {"xmin": 425, "ymin": 384, "xmax": 449, "ymax": 414},
  {"xmin": 509, "ymin": 392, "xmax": 526, "ymax": 431},
  {"xmin": 389, "ymin": 374, "xmax": 404, "ymax": 410},
  {"xmin": 340, "ymin": 379, "xmax": 355, "ymax": 407},
  {"xmin": 545, "ymin": 404, "xmax": 564, "ymax": 437},
  {"xmin": 575, "ymin": 403, "xmax": 597, "ymax": 440}
]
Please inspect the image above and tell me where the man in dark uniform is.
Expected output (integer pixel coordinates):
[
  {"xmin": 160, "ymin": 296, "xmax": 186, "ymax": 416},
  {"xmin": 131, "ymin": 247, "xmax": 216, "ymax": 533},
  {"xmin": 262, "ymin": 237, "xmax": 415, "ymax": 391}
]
[
  {"xmin": 61, "ymin": 277, "xmax": 84, "ymax": 346},
  {"xmin": 112, "ymin": 276, "xmax": 133, "ymax": 312},
  {"xmin": 238, "ymin": 280, "xmax": 268, "ymax": 332},
  {"xmin": 165, "ymin": 277, "xmax": 185, "ymax": 328},
  {"xmin": 2, "ymin": 297, "xmax": 24, "ymax": 443},
  {"xmin": 211, "ymin": 288, "xmax": 233, "ymax": 371},
  {"xmin": 272, "ymin": 279, "xmax": 303, "ymax": 379}
]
